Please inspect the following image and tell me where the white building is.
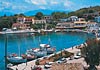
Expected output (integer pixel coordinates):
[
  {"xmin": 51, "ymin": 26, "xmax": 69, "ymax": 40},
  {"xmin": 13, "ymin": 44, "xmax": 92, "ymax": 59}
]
[
  {"xmin": 17, "ymin": 17, "xmax": 34, "ymax": 24},
  {"xmin": 34, "ymin": 20, "xmax": 46, "ymax": 24},
  {"xmin": 74, "ymin": 18, "xmax": 87, "ymax": 29},
  {"xmin": 56, "ymin": 22, "xmax": 74, "ymax": 29},
  {"xmin": 87, "ymin": 21, "xmax": 98, "ymax": 32},
  {"xmin": 68, "ymin": 16, "xmax": 79, "ymax": 22}
]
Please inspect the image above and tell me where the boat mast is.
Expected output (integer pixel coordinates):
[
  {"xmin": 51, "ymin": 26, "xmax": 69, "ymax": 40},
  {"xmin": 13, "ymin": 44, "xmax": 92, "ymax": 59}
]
[
  {"xmin": 48, "ymin": 32, "xmax": 51, "ymax": 45},
  {"xmin": 5, "ymin": 33, "xmax": 7, "ymax": 70},
  {"xmin": 39, "ymin": 36, "xmax": 41, "ymax": 46},
  {"xmin": 18, "ymin": 39, "xmax": 21, "ymax": 56}
]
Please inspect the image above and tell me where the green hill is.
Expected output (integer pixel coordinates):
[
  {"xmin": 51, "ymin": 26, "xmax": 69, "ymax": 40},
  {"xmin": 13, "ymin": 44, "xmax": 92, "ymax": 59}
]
[{"xmin": 68, "ymin": 6, "xmax": 100, "ymax": 17}]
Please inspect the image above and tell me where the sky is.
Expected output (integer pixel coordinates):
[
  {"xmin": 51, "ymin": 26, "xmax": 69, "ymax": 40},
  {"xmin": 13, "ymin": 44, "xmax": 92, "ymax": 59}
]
[{"xmin": 0, "ymin": 0, "xmax": 100, "ymax": 13}]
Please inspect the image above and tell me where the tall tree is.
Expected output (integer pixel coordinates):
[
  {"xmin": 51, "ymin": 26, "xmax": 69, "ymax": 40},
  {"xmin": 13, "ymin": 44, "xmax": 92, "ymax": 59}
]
[
  {"xmin": 81, "ymin": 39, "xmax": 100, "ymax": 70},
  {"xmin": 35, "ymin": 12, "xmax": 44, "ymax": 20}
]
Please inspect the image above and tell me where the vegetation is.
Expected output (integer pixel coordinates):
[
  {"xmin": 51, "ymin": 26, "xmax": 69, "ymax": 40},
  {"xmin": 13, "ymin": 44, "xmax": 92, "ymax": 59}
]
[
  {"xmin": 68, "ymin": 6, "xmax": 100, "ymax": 20},
  {"xmin": 81, "ymin": 38, "xmax": 100, "ymax": 70},
  {"xmin": 35, "ymin": 12, "xmax": 44, "ymax": 20},
  {"xmin": 0, "ymin": 16, "xmax": 17, "ymax": 30},
  {"xmin": 52, "ymin": 12, "xmax": 67, "ymax": 21}
]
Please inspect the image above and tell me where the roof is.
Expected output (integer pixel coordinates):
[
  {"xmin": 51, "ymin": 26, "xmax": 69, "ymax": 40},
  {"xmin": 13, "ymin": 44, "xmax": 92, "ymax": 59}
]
[
  {"xmin": 12, "ymin": 23, "xmax": 30, "ymax": 27},
  {"xmin": 51, "ymin": 63, "xmax": 84, "ymax": 70}
]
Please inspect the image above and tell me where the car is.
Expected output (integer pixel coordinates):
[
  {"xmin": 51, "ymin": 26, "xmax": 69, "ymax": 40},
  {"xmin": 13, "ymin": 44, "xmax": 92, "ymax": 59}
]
[
  {"xmin": 32, "ymin": 66, "xmax": 42, "ymax": 70},
  {"xmin": 56, "ymin": 60, "xmax": 62, "ymax": 64},
  {"xmin": 74, "ymin": 55, "xmax": 81, "ymax": 59},
  {"xmin": 44, "ymin": 62, "xmax": 54, "ymax": 69}
]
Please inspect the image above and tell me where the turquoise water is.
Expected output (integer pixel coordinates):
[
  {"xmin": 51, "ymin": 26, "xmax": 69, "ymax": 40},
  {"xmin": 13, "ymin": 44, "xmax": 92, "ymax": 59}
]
[{"xmin": 0, "ymin": 32, "xmax": 94, "ymax": 70}]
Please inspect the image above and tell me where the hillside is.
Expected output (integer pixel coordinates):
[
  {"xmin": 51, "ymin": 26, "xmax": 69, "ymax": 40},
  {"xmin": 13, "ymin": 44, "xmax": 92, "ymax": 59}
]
[{"xmin": 68, "ymin": 6, "xmax": 100, "ymax": 17}]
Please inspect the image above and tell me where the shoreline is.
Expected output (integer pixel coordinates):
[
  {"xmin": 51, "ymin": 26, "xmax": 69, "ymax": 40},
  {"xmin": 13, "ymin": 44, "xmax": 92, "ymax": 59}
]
[{"xmin": 0, "ymin": 29, "xmax": 90, "ymax": 34}]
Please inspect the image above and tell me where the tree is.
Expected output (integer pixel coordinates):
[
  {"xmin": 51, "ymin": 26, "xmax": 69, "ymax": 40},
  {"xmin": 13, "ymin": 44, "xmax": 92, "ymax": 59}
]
[
  {"xmin": 81, "ymin": 39, "xmax": 100, "ymax": 70},
  {"xmin": 52, "ymin": 12, "xmax": 67, "ymax": 21},
  {"xmin": 35, "ymin": 12, "xmax": 44, "ymax": 20}
]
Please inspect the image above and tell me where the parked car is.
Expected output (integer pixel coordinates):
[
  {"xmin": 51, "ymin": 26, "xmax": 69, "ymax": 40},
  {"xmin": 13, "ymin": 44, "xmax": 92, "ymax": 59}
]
[
  {"xmin": 32, "ymin": 66, "xmax": 42, "ymax": 70},
  {"xmin": 44, "ymin": 62, "xmax": 54, "ymax": 69}
]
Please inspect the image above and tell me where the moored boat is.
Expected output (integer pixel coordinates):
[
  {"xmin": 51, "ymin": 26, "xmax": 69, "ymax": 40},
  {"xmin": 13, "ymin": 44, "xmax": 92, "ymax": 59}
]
[{"xmin": 7, "ymin": 54, "xmax": 27, "ymax": 64}]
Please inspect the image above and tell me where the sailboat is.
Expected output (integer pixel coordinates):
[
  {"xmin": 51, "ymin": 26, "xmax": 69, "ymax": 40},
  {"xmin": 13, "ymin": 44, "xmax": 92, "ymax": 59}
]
[{"xmin": 7, "ymin": 38, "xmax": 27, "ymax": 64}]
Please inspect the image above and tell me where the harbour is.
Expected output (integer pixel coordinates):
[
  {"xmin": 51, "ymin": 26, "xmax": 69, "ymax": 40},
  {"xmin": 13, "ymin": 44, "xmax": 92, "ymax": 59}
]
[{"xmin": 0, "ymin": 32, "xmax": 94, "ymax": 70}]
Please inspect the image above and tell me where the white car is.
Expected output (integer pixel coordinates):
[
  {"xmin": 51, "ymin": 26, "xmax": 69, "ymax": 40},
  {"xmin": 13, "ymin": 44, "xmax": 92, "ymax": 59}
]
[
  {"xmin": 44, "ymin": 62, "xmax": 54, "ymax": 69},
  {"xmin": 74, "ymin": 55, "xmax": 81, "ymax": 59}
]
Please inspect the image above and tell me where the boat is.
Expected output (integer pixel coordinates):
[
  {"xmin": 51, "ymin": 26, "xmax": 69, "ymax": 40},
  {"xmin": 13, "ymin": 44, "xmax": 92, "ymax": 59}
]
[
  {"xmin": 40, "ymin": 44, "xmax": 56, "ymax": 54},
  {"xmin": 26, "ymin": 48, "xmax": 47, "ymax": 58},
  {"xmin": 7, "ymin": 56, "xmax": 26, "ymax": 64},
  {"xmin": 7, "ymin": 37, "xmax": 27, "ymax": 64}
]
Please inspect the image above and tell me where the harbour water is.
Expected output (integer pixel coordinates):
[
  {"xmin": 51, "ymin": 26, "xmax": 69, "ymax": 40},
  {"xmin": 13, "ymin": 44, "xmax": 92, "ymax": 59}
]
[{"xmin": 0, "ymin": 32, "xmax": 94, "ymax": 70}]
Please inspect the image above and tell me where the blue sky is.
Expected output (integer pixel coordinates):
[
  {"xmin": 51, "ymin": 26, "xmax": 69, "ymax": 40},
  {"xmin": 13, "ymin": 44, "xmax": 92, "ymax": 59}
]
[{"xmin": 0, "ymin": 0, "xmax": 100, "ymax": 13}]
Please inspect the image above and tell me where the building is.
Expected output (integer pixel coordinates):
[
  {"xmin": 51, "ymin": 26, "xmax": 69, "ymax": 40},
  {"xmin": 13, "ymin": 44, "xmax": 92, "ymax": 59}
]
[
  {"xmin": 56, "ymin": 22, "xmax": 74, "ymax": 29},
  {"xmin": 87, "ymin": 21, "xmax": 98, "ymax": 32},
  {"xmin": 12, "ymin": 23, "xmax": 30, "ymax": 30},
  {"xmin": 59, "ymin": 18, "xmax": 68, "ymax": 22},
  {"xmin": 68, "ymin": 16, "xmax": 79, "ymax": 22},
  {"xmin": 42, "ymin": 16, "xmax": 53, "ymax": 23},
  {"xmin": 43, "ymin": 16, "xmax": 53, "ymax": 20},
  {"xmin": 74, "ymin": 18, "xmax": 87, "ymax": 29},
  {"xmin": 17, "ymin": 17, "xmax": 34, "ymax": 24},
  {"xmin": 34, "ymin": 20, "xmax": 46, "ymax": 24},
  {"xmin": 95, "ymin": 16, "xmax": 100, "ymax": 23}
]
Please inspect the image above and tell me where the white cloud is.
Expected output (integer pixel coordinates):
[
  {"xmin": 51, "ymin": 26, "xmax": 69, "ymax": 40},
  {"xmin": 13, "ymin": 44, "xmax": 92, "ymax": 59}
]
[
  {"xmin": 25, "ymin": 0, "xmax": 47, "ymax": 5},
  {"xmin": 50, "ymin": 1, "xmax": 58, "ymax": 5},
  {"xmin": 64, "ymin": 0, "xmax": 74, "ymax": 7},
  {"xmin": 39, "ymin": 6, "xmax": 46, "ymax": 9}
]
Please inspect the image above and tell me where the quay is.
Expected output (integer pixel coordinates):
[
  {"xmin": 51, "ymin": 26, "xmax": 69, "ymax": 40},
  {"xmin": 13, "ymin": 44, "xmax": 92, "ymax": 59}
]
[{"xmin": 0, "ymin": 30, "xmax": 39, "ymax": 34}]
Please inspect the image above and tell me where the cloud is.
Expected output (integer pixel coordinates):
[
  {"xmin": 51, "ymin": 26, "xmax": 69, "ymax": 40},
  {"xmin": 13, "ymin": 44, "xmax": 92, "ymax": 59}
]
[
  {"xmin": 50, "ymin": 1, "xmax": 58, "ymax": 5},
  {"xmin": 64, "ymin": 0, "xmax": 73, "ymax": 7},
  {"xmin": 39, "ymin": 6, "xmax": 46, "ymax": 9},
  {"xmin": 25, "ymin": 0, "xmax": 47, "ymax": 5}
]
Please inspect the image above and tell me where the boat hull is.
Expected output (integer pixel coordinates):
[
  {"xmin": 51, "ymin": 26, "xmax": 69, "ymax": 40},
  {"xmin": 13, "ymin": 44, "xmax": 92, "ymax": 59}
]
[{"xmin": 7, "ymin": 57, "xmax": 27, "ymax": 64}]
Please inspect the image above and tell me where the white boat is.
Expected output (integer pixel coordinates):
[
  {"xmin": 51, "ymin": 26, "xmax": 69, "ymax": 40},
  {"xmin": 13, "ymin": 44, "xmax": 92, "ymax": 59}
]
[{"xmin": 40, "ymin": 44, "xmax": 56, "ymax": 54}]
